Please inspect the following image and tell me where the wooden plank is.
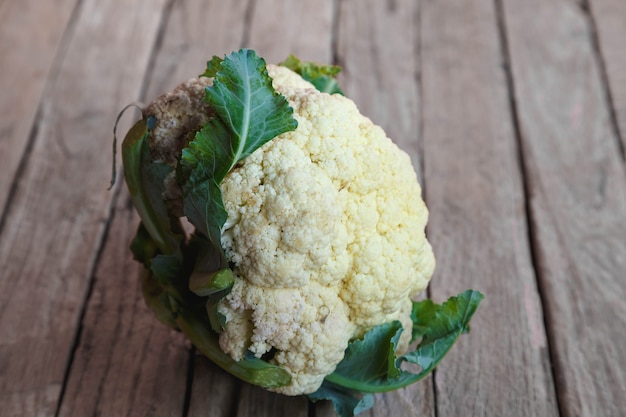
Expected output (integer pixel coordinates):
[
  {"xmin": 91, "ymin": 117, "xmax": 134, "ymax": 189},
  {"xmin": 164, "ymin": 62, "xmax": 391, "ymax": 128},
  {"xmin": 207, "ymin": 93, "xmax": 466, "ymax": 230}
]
[
  {"xmin": 0, "ymin": 0, "xmax": 168, "ymax": 415},
  {"xmin": 501, "ymin": 0, "xmax": 626, "ymax": 416},
  {"xmin": 235, "ymin": 385, "xmax": 309, "ymax": 417},
  {"xmin": 588, "ymin": 0, "xmax": 626, "ymax": 151},
  {"xmin": 336, "ymin": 0, "xmax": 424, "ymax": 179},
  {"xmin": 244, "ymin": 0, "xmax": 335, "ymax": 64},
  {"xmin": 420, "ymin": 1, "xmax": 560, "ymax": 416},
  {"xmin": 0, "ymin": 0, "xmax": 78, "ymax": 212},
  {"xmin": 57, "ymin": 190, "xmax": 189, "ymax": 417},
  {"xmin": 331, "ymin": 1, "xmax": 434, "ymax": 416},
  {"xmin": 187, "ymin": 356, "xmax": 239, "ymax": 417},
  {"xmin": 361, "ymin": 390, "xmax": 434, "ymax": 417}
]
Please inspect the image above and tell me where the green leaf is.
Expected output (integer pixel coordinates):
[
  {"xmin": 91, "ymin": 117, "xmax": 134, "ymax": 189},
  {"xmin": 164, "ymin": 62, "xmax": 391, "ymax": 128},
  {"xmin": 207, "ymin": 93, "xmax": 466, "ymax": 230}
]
[
  {"xmin": 130, "ymin": 222, "xmax": 157, "ymax": 267},
  {"xmin": 410, "ymin": 298, "xmax": 439, "ymax": 344},
  {"xmin": 331, "ymin": 321, "xmax": 404, "ymax": 384},
  {"xmin": 184, "ymin": 234, "xmax": 233, "ymax": 331},
  {"xmin": 189, "ymin": 268, "xmax": 235, "ymax": 297},
  {"xmin": 202, "ymin": 55, "xmax": 224, "ymax": 78},
  {"xmin": 325, "ymin": 290, "xmax": 483, "ymax": 393},
  {"xmin": 279, "ymin": 54, "xmax": 344, "ymax": 95},
  {"xmin": 150, "ymin": 253, "xmax": 185, "ymax": 285},
  {"xmin": 205, "ymin": 289, "xmax": 230, "ymax": 333},
  {"xmin": 122, "ymin": 118, "xmax": 181, "ymax": 254},
  {"xmin": 205, "ymin": 48, "xmax": 298, "ymax": 169},
  {"xmin": 179, "ymin": 123, "xmax": 229, "ymax": 247},
  {"xmin": 180, "ymin": 48, "xmax": 297, "ymax": 247},
  {"xmin": 401, "ymin": 290, "xmax": 484, "ymax": 374},
  {"xmin": 140, "ymin": 267, "xmax": 180, "ymax": 330},
  {"xmin": 308, "ymin": 381, "xmax": 375, "ymax": 417}
]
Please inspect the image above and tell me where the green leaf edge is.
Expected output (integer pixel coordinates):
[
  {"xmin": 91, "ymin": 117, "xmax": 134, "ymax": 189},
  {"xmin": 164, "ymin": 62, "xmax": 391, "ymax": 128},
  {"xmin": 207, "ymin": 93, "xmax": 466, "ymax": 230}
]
[
  {"xmin": 323, "ymin": 290, "xmax": 484, "ymax": 393},
  {"xmin": 278, "ymin": 54, "xmax": 344, "ymax": 95},
  {"xmin": 122, "ymin": 118, "xmax": 180, "ymax": 254},
  {"xmin": 308, "ymin": 380, "xmax": 375, "ymax": 417}
]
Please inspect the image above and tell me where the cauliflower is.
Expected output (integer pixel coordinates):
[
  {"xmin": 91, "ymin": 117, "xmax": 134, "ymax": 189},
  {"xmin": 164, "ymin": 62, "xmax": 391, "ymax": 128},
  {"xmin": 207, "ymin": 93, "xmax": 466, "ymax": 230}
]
[
  {"xmin": 121, "ymin": 49, "xmax": 481, "ymax": 417},
  {"xmin": 216, "ymin": 65, "xmax": 435, "ymax": 394}
]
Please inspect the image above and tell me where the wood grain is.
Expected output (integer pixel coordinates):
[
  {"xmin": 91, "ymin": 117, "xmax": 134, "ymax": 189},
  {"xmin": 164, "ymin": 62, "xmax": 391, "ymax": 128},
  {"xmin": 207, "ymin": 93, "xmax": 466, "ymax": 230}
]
[
  {"xmin": 187, "ymin": 355, "xmax": 239, "ymax": 417},
  {"xmin": 57, "ymin": 191, "xmax": 189, "ymax": 417},
  {"xmin": 421, "ymin": 0, "xmax": 559, "ymax": 416},
  {"xmin": 337, "ymin": 0, "xmax": 424, "ymax": 179},
  {"xmin": 245, "ymin": 0, "xmax": 335, "ymax": 64},
  {"xmin": 236, "ymin": 384, "xmax": 309, "ymax": 417},
  {"xmin": 501, "ymin": 0, "xmax": 626, "ymax": 416},
  {"xmin": 588, "ymin": 0, "xmax": 626, "ymax": 152},
  {"xmin": 0, "ymin": 0, "xmax": 167, "ymax": 415},
  {"xmin": 0, "ymin": 0, "xmax": 78, "ymax": 212}
]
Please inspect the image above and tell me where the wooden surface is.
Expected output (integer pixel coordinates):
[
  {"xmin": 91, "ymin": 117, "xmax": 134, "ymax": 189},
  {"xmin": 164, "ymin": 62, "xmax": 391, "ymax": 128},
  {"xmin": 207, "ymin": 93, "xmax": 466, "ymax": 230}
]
[{"xmin": 1, "ymin": 0, "xmax": 624, "ymax": 416}]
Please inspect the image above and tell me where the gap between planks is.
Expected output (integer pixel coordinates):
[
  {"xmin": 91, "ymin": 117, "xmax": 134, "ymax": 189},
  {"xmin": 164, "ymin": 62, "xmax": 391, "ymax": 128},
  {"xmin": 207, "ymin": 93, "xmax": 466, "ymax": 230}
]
[{"xmin": 493, "ymin": 0, "xmax": 564, "ymax": 416}]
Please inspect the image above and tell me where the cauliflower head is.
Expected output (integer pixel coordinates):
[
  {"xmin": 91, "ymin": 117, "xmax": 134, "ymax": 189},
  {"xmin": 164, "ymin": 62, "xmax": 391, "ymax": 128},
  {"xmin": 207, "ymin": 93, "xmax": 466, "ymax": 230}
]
[
  {"xmin": 123, "ymin": 51, "xmax": 482, "ymax": 415},
  {"xmin": 216, "ymin": 65, "xmax": 435, "ymax": 395}
]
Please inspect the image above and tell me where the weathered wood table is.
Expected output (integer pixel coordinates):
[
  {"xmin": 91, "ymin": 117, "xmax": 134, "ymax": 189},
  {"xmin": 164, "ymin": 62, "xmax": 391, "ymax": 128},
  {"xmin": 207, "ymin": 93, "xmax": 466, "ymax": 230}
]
[{"xmin": 2, "ymin": 0, "xmax": 625, "ymax": 416}]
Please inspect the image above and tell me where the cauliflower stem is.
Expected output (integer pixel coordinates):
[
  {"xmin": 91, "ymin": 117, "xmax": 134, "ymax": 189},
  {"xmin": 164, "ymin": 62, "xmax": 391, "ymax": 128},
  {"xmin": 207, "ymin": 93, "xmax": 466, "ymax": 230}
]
[{"xmin": 120, "ymin": 49, "xmax": 483, "ymax": 417}]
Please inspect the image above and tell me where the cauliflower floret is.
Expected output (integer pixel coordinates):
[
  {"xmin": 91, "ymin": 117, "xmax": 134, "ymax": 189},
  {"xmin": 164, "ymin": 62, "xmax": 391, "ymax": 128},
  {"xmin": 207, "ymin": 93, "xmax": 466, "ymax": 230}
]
[
  {"xmin": 220, "ymin": 139, "xmax": 348, "ymax": 288},
  {"xmin": 219, "ymin": 279, "xmax": 355, "ymax": 395},
  {"xmin": 217, "ymin": 65, "xmax": 435, "ymax": 395}
]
